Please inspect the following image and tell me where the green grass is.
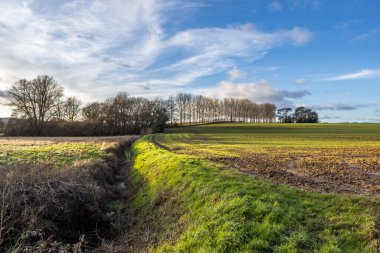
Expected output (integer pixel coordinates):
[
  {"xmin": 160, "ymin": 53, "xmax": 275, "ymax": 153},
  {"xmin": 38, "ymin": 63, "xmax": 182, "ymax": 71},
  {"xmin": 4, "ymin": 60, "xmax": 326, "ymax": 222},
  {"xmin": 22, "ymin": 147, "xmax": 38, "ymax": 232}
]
[
  {"xmin": 0, "ymin": 138, "xmax": 115, "ymax": 167},
  {"xmin": 157, "ymin": 123, "xmax": 380, "ymax": 162},
  {"xmin": 129, "ymin": 134, "xmax": 379, "ymax": 252},
  {"xmin": 163, "ymin": 123, "xmax": 380, "ymax": 148}
]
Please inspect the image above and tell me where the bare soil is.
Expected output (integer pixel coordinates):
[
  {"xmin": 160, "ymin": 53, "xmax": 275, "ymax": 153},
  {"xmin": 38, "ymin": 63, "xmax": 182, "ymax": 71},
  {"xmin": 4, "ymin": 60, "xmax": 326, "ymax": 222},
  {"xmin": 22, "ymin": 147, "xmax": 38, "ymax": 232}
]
[
  {"xmin": 152, "ymin": 136, "xmax": 380, "ymax": 197},
  {"xmin": 210, "ymin": 155, "xmax": 380, "ymax": 197}
]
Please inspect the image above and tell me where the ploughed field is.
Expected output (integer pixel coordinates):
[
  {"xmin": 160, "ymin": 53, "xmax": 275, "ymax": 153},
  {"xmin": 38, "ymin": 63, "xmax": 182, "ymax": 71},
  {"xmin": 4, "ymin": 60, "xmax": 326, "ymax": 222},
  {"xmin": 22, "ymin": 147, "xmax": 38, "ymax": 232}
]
[{"xmin": 154, "ymin": 123, "xmax": 380, "ymax": 196}]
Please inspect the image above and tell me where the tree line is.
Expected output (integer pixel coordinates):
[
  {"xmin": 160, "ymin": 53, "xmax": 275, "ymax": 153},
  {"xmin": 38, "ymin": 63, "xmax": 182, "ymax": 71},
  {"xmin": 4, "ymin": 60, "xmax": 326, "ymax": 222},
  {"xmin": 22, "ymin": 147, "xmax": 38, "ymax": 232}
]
[
  {"xmin": 5, "ymin": 75, "xmax": 167, "ymax": 136},
  {"xmin": 4, "ymin": 75, "xmax": 318, "ymax": 136},
  {"xmin": 167, "ymin": 93, "xmax": 277, "ymax": 126},
  {"xmin": 277, "ymin": 107, "xmax": 319, "ymax": 123},
  {"xmin": 81, "ymin": 92, "xmax": 168, "ymax": 135}
]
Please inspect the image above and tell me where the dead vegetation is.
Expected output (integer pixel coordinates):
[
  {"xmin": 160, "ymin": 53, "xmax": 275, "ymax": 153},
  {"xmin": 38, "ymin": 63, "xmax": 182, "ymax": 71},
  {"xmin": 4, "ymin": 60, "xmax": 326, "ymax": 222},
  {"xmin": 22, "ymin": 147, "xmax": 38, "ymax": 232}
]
[{"xmin": 0, "ymin": 138, "xmax": 136, "ymax": 252}]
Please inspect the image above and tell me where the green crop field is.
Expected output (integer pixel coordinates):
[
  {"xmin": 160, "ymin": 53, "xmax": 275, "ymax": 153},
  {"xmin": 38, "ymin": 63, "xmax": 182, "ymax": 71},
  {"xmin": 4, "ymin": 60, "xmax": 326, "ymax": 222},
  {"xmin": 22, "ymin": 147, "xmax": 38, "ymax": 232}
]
[{"xmin": 126, "ymin": 123, "xmax": 380, "ymax": 252}]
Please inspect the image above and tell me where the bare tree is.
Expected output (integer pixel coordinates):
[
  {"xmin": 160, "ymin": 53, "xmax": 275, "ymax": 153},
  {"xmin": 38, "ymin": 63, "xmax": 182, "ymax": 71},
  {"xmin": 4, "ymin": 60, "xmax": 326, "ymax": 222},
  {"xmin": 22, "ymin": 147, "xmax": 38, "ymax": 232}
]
[
  {"xmin": 184, "ymin": 93, "xmax": 192, "ymax": 124},
  {"xmin": 176, "ymin": 93, "xmax": 186, "ymax": 126},
  {"xmin": 63, "ymin": 97, "xmax": 81, "ymax": 122},
  {"xmin": 82, "ymin": 102, "xmax": 106, "ymax": 123},
  {"xmin": 169, "ymin": 92, "xmax": 278, "ymax": 125},
  {"xmin": 166, "ymin": 96, "xmax": 177, "ymax": 126},
  {"xmin": 262, "ymin": 103, "xmax": 276, "ymax": 123},
  {"xmin": 8, "ymin": 75, "xmax": 64, "ymax": 135},
  {"xmin": 107, "ymin": 92, "xmax": 129, "ymax": 132},
  {"xmin": 0, "ymin": 120, "xmax": 4, "ymax": 133}
]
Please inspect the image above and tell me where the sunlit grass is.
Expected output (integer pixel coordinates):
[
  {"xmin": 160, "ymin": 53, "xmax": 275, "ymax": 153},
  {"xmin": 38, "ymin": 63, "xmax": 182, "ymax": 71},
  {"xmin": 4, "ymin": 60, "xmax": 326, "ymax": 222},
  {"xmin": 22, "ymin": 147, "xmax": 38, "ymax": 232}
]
[
  {"xmin": 129, "ymin": 135, "xmax": 379, "ymax": 252},
  {"xmin": 157, "ymin": 123, "xmax": 380, "ymax": 175},
  {"xmin": 0, "ymin": 137, "xmax": 123, "ymax": 167}
]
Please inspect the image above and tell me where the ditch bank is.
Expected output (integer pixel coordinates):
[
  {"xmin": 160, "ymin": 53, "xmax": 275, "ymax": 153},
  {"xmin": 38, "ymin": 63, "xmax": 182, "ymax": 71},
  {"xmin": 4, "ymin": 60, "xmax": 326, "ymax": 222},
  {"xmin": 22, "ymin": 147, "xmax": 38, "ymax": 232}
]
[
  {"xmin": 0, "ymin": 137, "xmax": 138, "ymax": 252},
  {"xmin": 109, "ymin": 135, "xmax": 379, "ymax": 252}
]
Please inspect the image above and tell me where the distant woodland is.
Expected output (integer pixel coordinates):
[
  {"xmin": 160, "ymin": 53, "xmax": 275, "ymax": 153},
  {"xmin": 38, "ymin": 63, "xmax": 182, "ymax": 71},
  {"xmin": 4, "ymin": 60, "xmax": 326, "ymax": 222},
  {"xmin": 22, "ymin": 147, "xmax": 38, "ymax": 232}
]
[{"xmin": 3, "ymin": 75, "xmax": 318, "ymax": 136}]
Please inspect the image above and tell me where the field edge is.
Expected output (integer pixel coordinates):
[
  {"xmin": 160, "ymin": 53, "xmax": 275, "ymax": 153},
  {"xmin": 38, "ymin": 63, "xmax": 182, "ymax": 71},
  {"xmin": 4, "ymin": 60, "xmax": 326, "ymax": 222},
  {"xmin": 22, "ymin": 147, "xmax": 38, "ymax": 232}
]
[{"xmin": 123, "ymin": 135, "xmax": 379, "ymax": 252}]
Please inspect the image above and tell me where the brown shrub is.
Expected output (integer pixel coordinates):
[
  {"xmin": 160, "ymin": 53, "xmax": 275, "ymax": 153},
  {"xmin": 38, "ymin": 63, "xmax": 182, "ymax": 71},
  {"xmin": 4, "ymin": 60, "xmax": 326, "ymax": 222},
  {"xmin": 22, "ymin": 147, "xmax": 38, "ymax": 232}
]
[{"xmin": 0, "ymin": 138, "xmax": 136, "ymax": 252}]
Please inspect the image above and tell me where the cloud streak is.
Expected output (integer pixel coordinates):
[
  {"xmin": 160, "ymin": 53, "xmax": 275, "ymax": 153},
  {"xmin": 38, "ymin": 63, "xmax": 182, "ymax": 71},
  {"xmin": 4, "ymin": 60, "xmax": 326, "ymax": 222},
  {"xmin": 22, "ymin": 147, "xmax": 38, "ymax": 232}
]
[
  {"xmin": 323, "ymin": 69, "xmax": 380, "ymax": 81},
  {"xmin": 311, "ymin": 103, "xmax": 375, "ymax": 111},
  {"xmin": 294, "ymin": 79, "xmax": 306, "ymax": 84}
]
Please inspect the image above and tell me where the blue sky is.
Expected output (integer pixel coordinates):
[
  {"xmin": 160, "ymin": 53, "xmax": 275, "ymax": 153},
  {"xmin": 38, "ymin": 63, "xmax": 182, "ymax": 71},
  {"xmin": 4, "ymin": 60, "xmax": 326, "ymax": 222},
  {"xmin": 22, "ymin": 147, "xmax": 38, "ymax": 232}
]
[{"xmin": 0, "ymin": 0, "xmax": 379, "ymax": 122}]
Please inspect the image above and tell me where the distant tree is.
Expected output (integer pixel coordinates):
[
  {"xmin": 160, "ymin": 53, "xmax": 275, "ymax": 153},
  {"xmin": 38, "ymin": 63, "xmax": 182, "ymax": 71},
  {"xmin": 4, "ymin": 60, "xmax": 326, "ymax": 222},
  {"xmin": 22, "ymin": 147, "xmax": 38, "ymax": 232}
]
[
  {"xmin": 184, "ymin": 93, "xmax": 192, "ymax": 124},
  {"xmin": 166, "ymin": 96, "xmax": 177, "ymax": 126},
  {"xmin": 169, "ymin": 93, "xmax": 278, "ymax": 125},
  {"xmin": 263, "ymin": 103, "xmax": 277, "ymax": 123},
  {"xmin": 63, "ymin": 97, "xmax": 81, "ymax": 122},
  {"xmin": 151, "ymin": 99, "xmax": 169, "ymax": 132},
  {"xmin": 0, "ymin": 119, "xmax": 4, "ymax": 133},
  {"xmin": 309, "ymin": 111, "xmax": 319, "ymax": 123},
  {"xmin": 277, "ymin": 108, "xmax": 293, "ymax": 123},
  {"xmin": 7, "ymin": 75, "xmax": 64, "ymax": 135},
  {"xmin": 106, "ymin": 92, "xmax": 130, "ymax": 133},
  {"xmin": 50, "ymin": 98, "xmax": 65, "ymax": 121},
  {"xmin": 176, "ymin": 93, "xmax": 186, "ymax": 126},
  {"xmin": 82, "ymin": 102, "xmax": 106, "ymax": 123},
  {"xmin": 293, "ymin": 106, "xmax": 319, "ymax": 123},
  {"xmin": 5, "ymin": 76, "xmax": 284, "ymax": 136},
  {"xmin": 224, "ymin": 98, "xmax": 233, "ymax": 122}
]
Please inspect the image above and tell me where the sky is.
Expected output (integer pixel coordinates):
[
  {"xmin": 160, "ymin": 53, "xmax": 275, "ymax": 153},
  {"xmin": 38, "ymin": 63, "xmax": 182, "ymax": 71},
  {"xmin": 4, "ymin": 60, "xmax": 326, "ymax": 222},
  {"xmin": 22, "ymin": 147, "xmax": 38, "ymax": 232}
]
[{"xmin": 0, "ymin": 0, "xmax": 379, "ymax": 122}]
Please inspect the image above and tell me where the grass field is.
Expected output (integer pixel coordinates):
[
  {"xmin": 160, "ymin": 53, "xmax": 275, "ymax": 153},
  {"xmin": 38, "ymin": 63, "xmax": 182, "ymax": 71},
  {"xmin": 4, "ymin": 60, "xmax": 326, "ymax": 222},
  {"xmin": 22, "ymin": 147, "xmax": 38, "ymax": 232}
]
[
  {"xmin": 125, "ymin": 123, "xmax": 380, "ymax": 252},
  {"xmin": 0, "ymin": 136, "xmax": 126, "ymax": 167}
]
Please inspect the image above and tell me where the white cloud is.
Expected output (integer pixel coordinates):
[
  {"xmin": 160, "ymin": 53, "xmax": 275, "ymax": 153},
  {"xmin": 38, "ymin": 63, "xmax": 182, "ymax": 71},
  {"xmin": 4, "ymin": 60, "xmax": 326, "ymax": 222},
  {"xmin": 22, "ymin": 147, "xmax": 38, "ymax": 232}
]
[
  {"xmin": 153, "ymin": 25, "xmax": 310, "ymax": 85},
  {"xmin": 229, "ymin": 67, "xmax": 246, "ymax": 80},
  {"xmin": 294, "ymin": 79, "xmax": 306, "ymax": 84},
  {"xmin": 167, "ymin": 24, "xmax": 310, "ymax": 52},
  {"xmin": 0, "ymin": 0, "xmax": 165, "ymax": 99},
  {"xmin": 286, "ymin": 27, "xmax": 311, "ymax": 45},
  {"xmin": 323, "ymin": 69, "xmax": 380, "ymax": 81},
  {"xmin": 197, "ymin": 80, "xmax": 310, "ymax": 106},
  {"xmin": 268, "ymin": 1, "xmax": 282, "ymax": 11},
  {"xmin": 310, "ymin": 103, "xmax": 375, "ymax": 111},
  {"xmin": 311, "ymin": 104, "xmax": 356, "ymax": 111},
  {"xmin": 0, "ymin": 0, "xmax": 312, "ymax": 117}
]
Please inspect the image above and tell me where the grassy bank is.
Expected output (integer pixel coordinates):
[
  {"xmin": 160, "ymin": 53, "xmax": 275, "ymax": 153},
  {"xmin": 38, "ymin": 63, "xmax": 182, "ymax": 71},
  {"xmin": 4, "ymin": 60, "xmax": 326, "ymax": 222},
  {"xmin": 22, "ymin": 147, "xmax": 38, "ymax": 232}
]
[{"xmin": 127, "ymin": 135, "xmax": 379, "ymax": 252}]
